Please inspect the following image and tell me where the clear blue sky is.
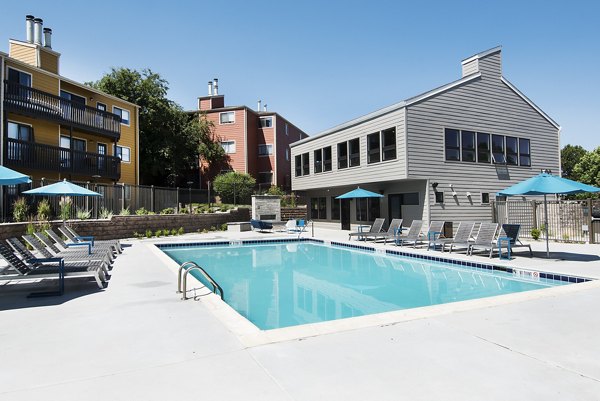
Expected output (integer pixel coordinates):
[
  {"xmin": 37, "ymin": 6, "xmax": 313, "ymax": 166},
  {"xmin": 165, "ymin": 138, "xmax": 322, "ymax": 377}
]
[{"xmin": 1, "ymin": 0, "xmax": 598, "ymax": 150}]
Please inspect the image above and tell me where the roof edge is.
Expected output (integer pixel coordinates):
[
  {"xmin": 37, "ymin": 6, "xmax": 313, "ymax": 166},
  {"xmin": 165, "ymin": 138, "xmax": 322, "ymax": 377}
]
[
  {"xmin": 500, "ymin": 77, "xmax": 560, "ymax": 129},
  {"xmin": 461, "ymin": 46, "xmax": 502, "ymax": 65}
]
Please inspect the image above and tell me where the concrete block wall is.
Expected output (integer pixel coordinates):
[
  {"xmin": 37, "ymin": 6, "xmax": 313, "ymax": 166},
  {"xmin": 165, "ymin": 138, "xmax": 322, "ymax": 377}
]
[
  {"xmin": 0, "ymin": 208, "xmax": 250, "ymax": 241},
  {"xmin": 281, "ymin": 207, "xmax": 308, "ymax": 221}
]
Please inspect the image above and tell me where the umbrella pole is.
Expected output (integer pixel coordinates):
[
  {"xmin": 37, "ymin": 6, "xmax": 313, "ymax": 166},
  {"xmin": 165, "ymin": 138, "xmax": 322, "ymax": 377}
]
[{"xmin": 544, "ymin": 194, "xmax": 549, "ymax": 258}]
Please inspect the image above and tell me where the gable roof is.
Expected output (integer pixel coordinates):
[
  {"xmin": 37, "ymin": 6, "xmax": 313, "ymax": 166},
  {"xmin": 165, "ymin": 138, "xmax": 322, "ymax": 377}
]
[{"xmin": 500, "ymin": 77, "xmax": 560, "ymax": 129}]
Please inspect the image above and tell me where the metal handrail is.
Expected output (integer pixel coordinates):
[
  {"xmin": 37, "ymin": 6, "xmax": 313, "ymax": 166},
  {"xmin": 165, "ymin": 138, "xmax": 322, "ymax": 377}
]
[{"xmin": 177, "ymin": 261, "xmax": 224, "ymax": 300}]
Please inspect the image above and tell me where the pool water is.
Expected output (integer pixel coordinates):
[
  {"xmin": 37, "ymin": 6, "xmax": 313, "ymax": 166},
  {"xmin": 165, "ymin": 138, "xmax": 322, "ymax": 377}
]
[{"xmin": 162, "ymin": 242, "xmax": 566, "ymax": 330}]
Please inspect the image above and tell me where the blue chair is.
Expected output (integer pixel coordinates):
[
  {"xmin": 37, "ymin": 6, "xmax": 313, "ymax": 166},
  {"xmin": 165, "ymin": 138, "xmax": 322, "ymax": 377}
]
[{"xmin": 250, "ymin": 219, "xmax": 273, "ymax": 232}]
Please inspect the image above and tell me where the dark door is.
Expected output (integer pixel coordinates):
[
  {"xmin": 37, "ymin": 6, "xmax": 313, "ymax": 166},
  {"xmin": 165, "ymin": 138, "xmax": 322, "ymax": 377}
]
[
  {"xmin": 388, "ymin": 194, "xmax": 402, "ymax": 221},
  {"xmin": 341, "ymin": 199, "xmax": 351, "ymax": 230}
]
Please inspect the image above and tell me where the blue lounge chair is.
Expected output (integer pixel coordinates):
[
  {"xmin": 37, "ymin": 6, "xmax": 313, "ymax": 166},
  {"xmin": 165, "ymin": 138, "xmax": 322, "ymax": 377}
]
[{"xmin": 250, "ymin": 219, "xmax": 273, "ymax": 232}]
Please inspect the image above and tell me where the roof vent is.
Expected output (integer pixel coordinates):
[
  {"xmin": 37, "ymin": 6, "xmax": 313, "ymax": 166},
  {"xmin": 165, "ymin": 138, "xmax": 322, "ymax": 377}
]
[
  {"xmin": 33, "ymin": 18, "xmax": 43, "ymax": 45},
  {"xmin": 25, "ymin": 15, "xmax": 34, "ymax": 43},
  {"xmin": 43, "ymin": 27, "xmax": 52, "ymax": 49}
]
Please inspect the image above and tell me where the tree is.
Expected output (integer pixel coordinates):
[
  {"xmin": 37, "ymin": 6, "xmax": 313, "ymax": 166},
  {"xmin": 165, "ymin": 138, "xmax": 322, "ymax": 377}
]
[
  {"xmin": 87, "ymin": 68, "xmax": 224, "ymax": 185},
  {"xmin": 213, "ymin": 172, "xmax": 256, "ymax": 204},
  {"xmin": 561, "ymin": 144, "xmax": 587, "ymax": 181},
  {"xmin": 573, "ymin": 146, "xmax": 600, "ymax": 187}
]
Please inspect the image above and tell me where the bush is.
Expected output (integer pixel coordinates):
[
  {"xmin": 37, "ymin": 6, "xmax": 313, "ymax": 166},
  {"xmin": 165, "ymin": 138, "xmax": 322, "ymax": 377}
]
[
  {"xmin": 37, "ymin": 199, "xmax": 52, "ymax": 221},
  {"xmin": 12, "ymin": 197, "xmax": 29, "ymax": 222},
  {"xmin": 160, "ymin": 207, "xmax": 175, "ymax": 215},
  {"xmin": 135, "ymin": 207, "xmax": 149, "ymax": 215},
  {"xmin": 119, "ymin": 207, "xmax": 131, "ymax": 216},
  {"xmin": 266, "ymin": 185, "xmax": 285, "ymax": 196},
  {"xmin": 180, "ymin": 207, "xmax": 189, "ymax": 214},
  {"xmin": 76, "ymin": 207, "xmax": 91, "ymax": 220},
  {"xmin": 210, "ymin": 226, "xmax": 216, "ymax": 231},
  {"xmin": 99, "ymin": 207, "xmax": 113, "ymax": 219},
  {"xmin": 178, "ymin": 227, "xmax": 184, "ymax": 235},
  {"xmin": 170, "ymin": 228, "xmax": 177, "ymax": 236},
  {"xmin": 155, "ymin": 229, "xmax": 162, "ymax": 237},
  {"xmin": 531, "ymin": 228, "xmax": 541, "ymax": 240},
  {"xmin": 213, "ymin": 172, "xmax": 256, "ymax": 204},
  {"xmin": 220, "ymin": 204, "xmax": 230, "ymax": 212},
  {"xmin": 59, "ymin": 196, "xmax": 72, "ymax": 221},
  {"xmin": 145, "ymin": 229, "xmax": 153, "ymax": 238},
  {"xmin": 220, "ymin": 223, "xmax": 228, "ymax": 231},
  {"xmin": 163, "ymin": 228, "xmax": 170, "ymax": 235}
]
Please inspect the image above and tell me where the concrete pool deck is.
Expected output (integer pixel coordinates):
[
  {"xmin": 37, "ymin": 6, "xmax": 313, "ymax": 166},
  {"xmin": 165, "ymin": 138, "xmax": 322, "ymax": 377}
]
[{"xmin": 1, "ymin": 227, "xmax": 600, "ymax": 400}]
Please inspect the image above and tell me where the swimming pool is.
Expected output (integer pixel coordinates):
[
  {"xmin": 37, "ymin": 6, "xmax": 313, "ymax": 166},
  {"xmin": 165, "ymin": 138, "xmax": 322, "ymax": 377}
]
[{"xmin": 160, "ymin": 240, "xmax": 577, "ymax": 330}]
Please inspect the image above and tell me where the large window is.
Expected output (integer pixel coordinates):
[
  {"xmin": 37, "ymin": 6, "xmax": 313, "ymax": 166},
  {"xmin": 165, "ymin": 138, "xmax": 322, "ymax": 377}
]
[
  {"xmin": 323, "ymin": 146, "xmax": 332, "ymax": 171},
  {"xmin": 461, "ymin": 131, "xmax": 476, "ymax": 162},
  {"xmin": 331, "ymin": 196, "xmax": 340, "ymax": 220},
  {"xmin": 337, "ymin": 142, "xmax": 348, "ymax": 169},
  {"xmin": 310, "ymin": 197, "xmax": 327, "ymax": 219},
  {"xmin": 113, "ymin": 106, "xmax": 130, "ymax": 125},
  {"xmin": 7, "ymin": 68, "xmax": 31, "ymax": 86},
  {"xmin": 314, "ymin": 149, "xmax": 323, "ymax": 173},
  {"xmin": 219, "ymin": 111, "xmax": 235, "ymax": 124},
  {"xmin": 258, "ymin": 144, "xmax": 273, "ymax": 156},
  {"xmin": 301, "ymin": 153, "xmax": 310, "ymax": 175},
  {"xmin": 349, "ymin": 138, "xmax": 360, "ymax": 167},
  {"xmin": 115, "ymin": 145, "xmax": 131, "ymax": 162},
  {"xmin": 445, "ymin": 129, "xmax": 460, "ymax": 161},
  {"xmin": 259, "ymin": 117, "xmax": 273, "ymax": 128},
  {"xmin": 505, "ymin": 136, "xmax": 518, "ymax": 165},
  {"xmin": 295, "ymin": 155, "xmax": 302, "ymax": 177},
  {"xmin": 477, "ymin": 133, "xmax": 491, "ymax": 163},
  {"xmin": 356, "ymin": 198, "xmax": 380, "ymax": 222},
  {"xmin": 519, "ymin": 138, "xmax": 531, "ymax": 166},
  {"xmin": 220, "ymin": 140, "xmax": 236, "ymax": 154},
  {"xmin": 7, "ymin": 122, "xmax": 32, "ymax": 161},
  {"xmin": 382, "ymin": 127, "xmax": 396, "ymax": 161},
  {"xmin": 258, "ymin": 172, "xmax": 273, "ymax": 185},
  {"xmin": 492, "ymin": 135, "xmax": 505, "ymax": 163},
  {"xmin": 60, "ymin": 90, "xmax": 86, "ymax": 105},
  {"xmin": 367, "ymin": 132, "xmax": 381, "ymax": 164}
]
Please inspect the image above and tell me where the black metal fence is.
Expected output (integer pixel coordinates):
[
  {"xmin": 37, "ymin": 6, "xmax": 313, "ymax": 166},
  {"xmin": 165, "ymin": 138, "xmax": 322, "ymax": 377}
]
[
  {"xmin": 492, "ymin": 199, "xmax": 600, "ymax": 243},
  {"xmin": 3, "ymin": 179, "xmax": 210, "ymax": 221}
]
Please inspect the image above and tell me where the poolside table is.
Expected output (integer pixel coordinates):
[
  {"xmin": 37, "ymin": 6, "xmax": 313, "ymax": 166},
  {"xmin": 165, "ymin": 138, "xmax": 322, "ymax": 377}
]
[{"xmin": 497, "ymin": 236, "xmax": 512, "ymax": 260}]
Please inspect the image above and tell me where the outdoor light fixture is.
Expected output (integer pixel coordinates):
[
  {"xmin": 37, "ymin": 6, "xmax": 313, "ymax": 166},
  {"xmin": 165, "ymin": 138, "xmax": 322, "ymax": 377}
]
[{"xmin": 432, "ymin": 182, "xmax": 439, "ymax": 190}]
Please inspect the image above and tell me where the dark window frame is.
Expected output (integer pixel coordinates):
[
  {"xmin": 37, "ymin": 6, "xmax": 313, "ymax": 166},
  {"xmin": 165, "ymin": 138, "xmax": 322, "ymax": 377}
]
[
  {"xmin": 295, "ymin": 155, "xmax": 302, "ymax": 177},
  {"xmin": 314, "ymin": 148, "xmax": 323, "ymax": 173},
  {"xmin": 492, "ymin": 134, "xmax": 505, "ymax": 164},
  {"xmin": 477, "ymin": 132, "xmax": 491, "ymax": 163},
  {"xmin": 349, "ymin": 138, "xmax": 360, "ymax": 167},
  {"xmin": 435, "ymin": 191, "xmax": 444, "ymax": 204},
  {"xmin": 381, "ymin": 127, "xmax": 397, "ymax": 161},
  {"xmin": 301, "ymin": 152, "xmax": 310, "ymax": 176},
  {"xmin": 505, "ymin": 136, "xmax": 518, "ymax": 165},
  {"xmin": 367, "ymin": 132, "xmax": 381, "ymax": 164},
  {"xmin": 519, "ymin": 138, "xmax": 531, "ymax": 167},
  {"xmin": 337, "ymin": 142, "xmax": 348, "ymax": 169},
  {"xmin": 445, "ymin": 128, "xmax": 460, "ymax": 161},
  {"xmin": 461, "ymin": 130, "xmax": 476, "ymax": 162},
  {"xmin": 323, "ymin": 146, "xmax": 332, "ymax": 172}
]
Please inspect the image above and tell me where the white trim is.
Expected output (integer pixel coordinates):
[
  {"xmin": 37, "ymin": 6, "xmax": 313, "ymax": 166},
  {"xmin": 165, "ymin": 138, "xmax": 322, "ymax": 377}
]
[
  {"xmin": 481, "ymin": 192, "xmax": 490, "ymax": 205},
  {"xmin": 114, "ymin": 144, "xmax": 132, "ymax": 163},
  {"xmin": 258, "ymin": 143, "xmax": 273, "ymax": 157},
  {"xmin": 220, "ymin": 140, "xmax": 236, "ymax": 154},
  {"xmin": 500, "ymin": 77, "xmax": 560, "ymax": 129},
  {"xmin": 259, "ymin": 116, "xmax": 273, "ymax": 128},
  {"xmin": 219, "ymin": 111, "xmax": 235, "ymax": 125},
  {"xmin": 112, "ymin": 105, "xmax": 131, "ymax": 126},
  {"xmin": 9, "ymin": 39, "xmax": 61, "ymax": 56},
  {"xmin": 6, "ymin": 65, "xmax": 33, "ymax": 86},
  {"xmin": 290, "ymin": 72, "xmax": 482, "ymax": 148},
  {"xmin": 461, "ymin": 46, "xmax": 502, "ymax": 64}
]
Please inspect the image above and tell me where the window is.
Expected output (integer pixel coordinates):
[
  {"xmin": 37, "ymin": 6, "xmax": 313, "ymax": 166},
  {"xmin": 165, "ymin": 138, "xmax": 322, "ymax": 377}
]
[
  {"xmin": 445, "ymin": 128, "xmax": 460, "ymax": 161},
  {"xmin": 219, "ymin": 111, "xmax": 235, "ymax": 124},
  {"xmin": 461, "ymin": 131, "xmax": 476, "ymax": 162},
  {"xmin": 295, "ymin": 155, "xmax": 302, "ymax": 177},
  {"xmin": 337, "ymin": 142, "xmax": 348, "ymax": 169},
  {"xmin": 258, "ymin": 172, "xmax": 273, "ymax": 185},
  {"xmin": 115, "ymin": 145, "xmax": 131, "ymax": 162},
  {"xmin": 435, "ymin": 191, "xmax": 444, "ymax": 204},
  {"xmin": 258, "ymin": 144, "xmax": 273, "ymax": 156},
  {"xmin": 98, "ymin": 143, "xmax": 107, "ymax": 171},
  {"xmin": 310, "ymin": 197, "xmax": 327, "ymax": 219},
  {"xmin": 504, "ymin": 136, "xmax": 518, "ymax": 165},
  {"xmin": 349, "ymin": 138, "xmax": 360, "ymax": 167},
  {"xmin": 331, "ymin": 196, "xmax": 340, "ymax": 220},
  {"xmin": 113, "ymin": 106, "xmax": 130, "ymax": 125},
  {"xmin": 477, "ymin": 132, "xmax": 491, "ymax": 163},
  {"xmin": 302, "ymin": 153, "xmax": 310, "ymax": 175},
  {"xmin": 367, "ymin": 132, "xmax": 380, "ymax": 164},
  {"xmin": 97, "ymin": 102, "xmax": 107, "ymax": 112},
  {"xmin": 285, "ymin": 148, "xmax": 289, "ymax": 161},
  {"xmin": 314, "ymin": 149, "xmax": 323, "ymax": 173},
  {"xmin": 323, "ymin": 146, "xmax": 332, "ymax": 171},
  {"xmin": 60, "ymin": 90, "xmax": 86, "ymax": 105},
  {"xmin": 285, "ymin": 123, "xmax": 289, "ymax": 135},
  {"xmin": 356, "ymin": 198, "xmax": 380, "ymax": 221},
  {"xmin": 7, "ymin": 122, "xmax": 32, "ymax": 161},
  {"xmin": 61, "ymin": 136, "xmax": 86, "ymax": 151},
  {"xmin": 259, "ymin": 117, "xmax": 272, "ymax": 128},
  {"xmin": 519, "ymin": 138, "xmax": 531, "ymax": 167},
  {"xmin": 7, "ymin": 68, "xmax": 31, "ymax": 86},
  {"xmin": 481, "ymin": 192, "xmax": 490, "ymax": 204},
  {"xmin": 382, "ymin": 127, "xmax": 396, "ymax": 161},
  {"xmin": 492, "ymin": 134, "xmax": 505, "ymax": 164},
  {"xmin": 221, "ymin": 140, "xmax": 236, "ymax": 154}
]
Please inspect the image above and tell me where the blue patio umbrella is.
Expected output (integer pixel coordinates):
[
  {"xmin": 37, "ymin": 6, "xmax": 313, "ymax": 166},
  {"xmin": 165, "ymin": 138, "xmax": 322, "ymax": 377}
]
[
  {"xmin": 498, "ymin": 172, "xmax": 600, "ymax": 257},
  {"xmin": 0, "ymin": 165, "xmax": 31, "ymax": 185},
  {"xmin": 336, "ymin": 187, "xmax": 384, "ymax": 223},
  {"xmin": 22, "ymin": 179, "xmax": 102, "ymax": 197}
]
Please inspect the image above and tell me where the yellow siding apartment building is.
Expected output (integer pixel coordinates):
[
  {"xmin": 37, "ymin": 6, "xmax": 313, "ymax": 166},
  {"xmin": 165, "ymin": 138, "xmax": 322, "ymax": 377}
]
[{"xmin": 0, "ymin": 15, "xmax": 139, "ymax": 185}]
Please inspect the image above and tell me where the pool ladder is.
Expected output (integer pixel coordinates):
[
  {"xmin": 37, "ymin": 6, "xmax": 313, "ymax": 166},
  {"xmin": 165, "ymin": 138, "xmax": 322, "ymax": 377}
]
[{"xmin": 177, "ymin": 261, "xmax": 224, "ymax": 301}]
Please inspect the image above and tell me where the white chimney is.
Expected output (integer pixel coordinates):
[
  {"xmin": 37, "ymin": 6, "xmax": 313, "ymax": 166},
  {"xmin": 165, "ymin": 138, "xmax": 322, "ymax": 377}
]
[
  {"xmin": 208, "ymin": 81, "xmax": 213, "ymax": 96},
  {"xmin": 43, "ymin": 28, "xmax": 52, "ymax": 49},
  {"xmin": 33, "ymin": 18, "xmax": 43, "ymax": 45},
  {"xmin": 213, "ymin": 78, "xmax": 218, "ymax": 96},
  {"xmin": 25, "ymin": 15, "xmax": 34, "ymax": 43},
  {"xmin": 257, "ymin": 100, "xmax": 262, "ymax": 111},
  {"xmin": 263, "ymin": 104, "xmax": 268, "ymax": 111}
]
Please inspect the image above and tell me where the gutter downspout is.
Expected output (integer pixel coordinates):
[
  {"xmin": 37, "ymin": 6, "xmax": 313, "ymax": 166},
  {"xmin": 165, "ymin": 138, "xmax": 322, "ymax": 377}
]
[{"xmin": 557, "ymin": 126, "xmax": 562, "ymax": 177}]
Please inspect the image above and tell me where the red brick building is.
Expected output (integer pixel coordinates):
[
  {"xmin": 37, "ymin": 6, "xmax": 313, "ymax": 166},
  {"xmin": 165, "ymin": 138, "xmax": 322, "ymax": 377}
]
[{"xmin": 197, "ymin": 79, "xmax": 308, "ymax": 190}]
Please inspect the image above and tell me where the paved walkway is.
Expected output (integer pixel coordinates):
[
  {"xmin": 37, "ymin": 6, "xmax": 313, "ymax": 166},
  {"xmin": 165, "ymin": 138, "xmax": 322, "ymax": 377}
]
[{"xmin": 1, "ymin": 228, "xmax": 599, "ymax": 400}]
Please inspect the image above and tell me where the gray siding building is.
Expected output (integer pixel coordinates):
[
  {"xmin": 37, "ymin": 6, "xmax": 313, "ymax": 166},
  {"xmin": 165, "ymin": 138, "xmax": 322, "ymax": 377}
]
[{"xmin": 290, "ymin": 47, "xmax": 560, "ymax": 230}]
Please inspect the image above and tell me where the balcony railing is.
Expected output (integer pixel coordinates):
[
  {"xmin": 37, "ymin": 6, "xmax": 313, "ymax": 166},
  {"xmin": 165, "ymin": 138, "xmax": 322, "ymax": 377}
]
[
  {"xmin": 3, "ymin": 80, "xmax": 122, "ymax": 140},
  {"xmin": 5, "ymin": 138, "xmax": 121, "ymax": 180}
]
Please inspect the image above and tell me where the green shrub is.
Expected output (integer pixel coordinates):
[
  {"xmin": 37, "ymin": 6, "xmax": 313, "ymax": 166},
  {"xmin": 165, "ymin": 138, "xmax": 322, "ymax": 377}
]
[
  {"xmin": 135, "ymin": 207, "xmax": 149, "ymax": 215},
  {"xmin": 163, "ymin": 228, "xmax": 170, "ymax": 236},
  {"xmin": 119, "ymin": 207, "xmax": 131, "ymax": 216},
  {"xmin": 145, "ymin": 229, "xmax": 153, "ymax": 238},
  {"xmin": 171, "ymin": 228, "xmax": 177, "ymax": 236},
  {"xmin": 267, "ymin": 185, "xmax": 285, "ymax": 196},
  {"xmin": 220, "ymin": 223, "xmax": 228, "ymax": 231},
  {"xmin": 99, "ymin": 207, "xmax": 113, "ymax": 219},
  {"xmin": 220, "ymin": 204, "xmax": 230, "ymax": 212},
  {"xmin": 178, "ymin": 227, "xmax": 184, "ymax": 235},
  {"xmin": 531, "ymin": 228, "xmax": 541, "ymax": 240},
  {"xmin": 59, "ymin": 196, "xmax": 72, "ymax": 221},
  {"xmin": 210, "ymin": 226, "xmax": 216, "ymax": 231},
  {"xmin": 201, "ymin": 228, "xmax": 209, "ymax": 233},
  {"xmin": 12, "ymin": 197, "xmax": 29, "ymax": 222},
  {"xmin": 37, "ymin": 199, "xmax": 51, "ymax": 221},
  {"xmin": 155, "ymin": 229, "xmax": 162, "ymax": 237},
  {"xmin": 160, "ymin": 207, "xmax": 175, "ymax": 215},
  {"xmin": 76, "ymin": 207, "xmax": 91, "ymax": 220},
  {"xmin": 213, "ymin": 172, "xmax": 256, "ymax": 204},
  {"xmin": 180, "ymin": 207, "xmax": 189, "ymax": 214}
]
